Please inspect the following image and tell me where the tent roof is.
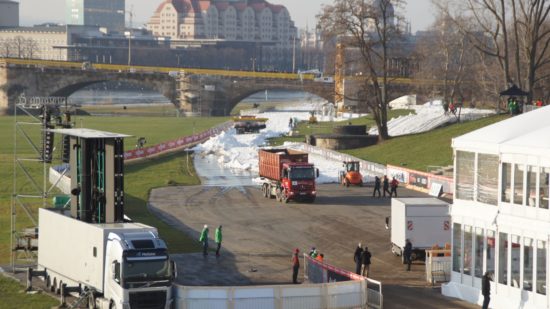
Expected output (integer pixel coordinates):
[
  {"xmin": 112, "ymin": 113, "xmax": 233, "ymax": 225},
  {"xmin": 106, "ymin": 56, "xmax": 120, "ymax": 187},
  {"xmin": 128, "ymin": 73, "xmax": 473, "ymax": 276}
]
[
  {"xmin": 452, "ymin": 105, "xmax": 550, "ymax": 154},
  {"xmin": 500, "ymin": 84, "xmax": 529, "ymax": 96}
]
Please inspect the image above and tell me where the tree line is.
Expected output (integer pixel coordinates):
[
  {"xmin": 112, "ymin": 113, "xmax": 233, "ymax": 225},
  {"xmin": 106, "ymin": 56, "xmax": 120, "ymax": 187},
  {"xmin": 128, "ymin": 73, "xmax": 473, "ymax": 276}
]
[
  {"xmin": 318, "ymin": 0, "xmax": 550, "ymax": 140},
  {"xmin": 0, "ymin": 36, "xmax": 40, "ymax": 59}
]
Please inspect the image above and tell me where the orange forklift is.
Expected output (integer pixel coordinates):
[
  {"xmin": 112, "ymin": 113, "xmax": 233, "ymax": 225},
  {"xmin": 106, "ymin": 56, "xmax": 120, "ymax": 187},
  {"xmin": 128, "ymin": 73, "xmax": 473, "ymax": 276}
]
[{"xmin": 339, "ymin": 161, "xmax": 363, "ymax": 187}]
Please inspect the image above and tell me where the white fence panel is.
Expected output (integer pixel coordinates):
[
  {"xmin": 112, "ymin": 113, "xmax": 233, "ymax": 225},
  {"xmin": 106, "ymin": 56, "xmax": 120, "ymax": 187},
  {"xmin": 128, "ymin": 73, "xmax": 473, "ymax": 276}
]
[{"xmin": 281, "ymin": 285, "xmax": 323, "ymax": 309}]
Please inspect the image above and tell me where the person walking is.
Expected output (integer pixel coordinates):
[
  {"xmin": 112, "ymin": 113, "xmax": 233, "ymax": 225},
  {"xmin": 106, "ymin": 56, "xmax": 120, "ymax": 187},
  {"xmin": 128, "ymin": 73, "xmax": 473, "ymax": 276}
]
[
  {"xmin": 361, "ymin": 246, "xmax": 372, "ymax": 277},
  {"xmin": 404, "ymin": 239, "xmax": 413, "ymax": 271},
  {"xmin": 215, "ymin": 225, "xmax": 223, "ymax": 257},
  {"xmin": 390, "ymin": 177, "xmax": 399, "ymax": 197},
  {"xmin": 354, "ymin": 243, "xmax": 363, "ymax": 275},
  {"xmin": 291, "ymin": 248, "xmax": 300, "ymax": 284},
  {"xmin": 372, "ymin": 176, "xmax": 381, "ymax": 197},
  {"xmin": 199, "ymin": 224, "xmax": 209, "ymax": 257},
  {"xmin": 482, "ymin": 271, "xmax": 492, "ymax": 309},
  {"xmin": 383, "ymin": 176, "xmax": 391, "ymax": 197}
]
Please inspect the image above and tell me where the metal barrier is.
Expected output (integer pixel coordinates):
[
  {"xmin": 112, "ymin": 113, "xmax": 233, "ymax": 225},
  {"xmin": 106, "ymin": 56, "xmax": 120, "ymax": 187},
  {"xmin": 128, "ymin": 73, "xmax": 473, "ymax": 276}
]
[
  {"xmin": 425, "ymin": 249, "xmax": 452, "ymax": 285},
  {"xmin": 286, "ymin": 143, "xmax": 387, "ymax": 179},
  {"xmin": 303, "ymin": 254, "xmax": 383, "ymax": 309},
  {"xmin": 174, "ymin": 280, "xmax": 370, "ymax": 309}
]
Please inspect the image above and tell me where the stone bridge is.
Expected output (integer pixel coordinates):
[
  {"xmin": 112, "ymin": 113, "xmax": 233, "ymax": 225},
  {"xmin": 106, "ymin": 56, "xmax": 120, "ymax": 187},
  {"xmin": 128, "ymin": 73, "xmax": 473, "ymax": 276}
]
[{"xmin": 0, "ymin": 59, "xmax": 335, "ymax": 116}]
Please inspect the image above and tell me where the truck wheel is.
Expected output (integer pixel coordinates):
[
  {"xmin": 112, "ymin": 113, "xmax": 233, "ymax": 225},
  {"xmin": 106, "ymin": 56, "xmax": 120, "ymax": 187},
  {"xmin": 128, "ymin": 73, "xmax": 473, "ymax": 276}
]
[
  {"xmin": 345, "ymin": 179, "xmax": 350, "ymax": 187},
  {"xmin": 51, "ymin": 277, "xmax": 57, "ymax": 293},
  {"xmin": 262, "ymin": 184, "xmax": 268, "ymax": 198},
  {"xmin": 268, "ymin": 185, "xmax": 275, "ymax": 199},
  {"xmin": 88, "ymin": 292, "xmax": 96, "ymax": 309},
  {"xmin": 282, "ymin": 195, "xmax": 288, "ymax": 204},
  {"xmin": 358, "ymin": 181, "xmax": 363, "ymax": 187}
]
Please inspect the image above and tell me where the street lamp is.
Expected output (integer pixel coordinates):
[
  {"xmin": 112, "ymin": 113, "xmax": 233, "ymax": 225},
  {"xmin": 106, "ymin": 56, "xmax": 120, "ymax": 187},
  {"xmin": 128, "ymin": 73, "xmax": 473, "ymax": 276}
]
[
  {"xmin": 124, "ymin": 31, "xmax": 132, "ymax": 66},
  {"xmin": 250, "ymin": 57, "xmax": 256, "ymax": 72}
]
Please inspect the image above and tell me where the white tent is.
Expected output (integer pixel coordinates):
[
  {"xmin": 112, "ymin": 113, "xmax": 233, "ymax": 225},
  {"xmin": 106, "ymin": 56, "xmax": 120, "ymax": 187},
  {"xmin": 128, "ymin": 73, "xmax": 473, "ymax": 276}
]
[{"xmin": 452, "ymin": 105, "xmax": 550, "ymax": 155}]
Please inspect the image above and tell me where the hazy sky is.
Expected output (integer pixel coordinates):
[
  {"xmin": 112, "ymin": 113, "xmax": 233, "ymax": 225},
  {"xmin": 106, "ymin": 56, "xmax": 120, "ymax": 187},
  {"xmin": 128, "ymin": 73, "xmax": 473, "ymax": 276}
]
[{"xmin": 20, "ymin": 0, "xmax": 436, "ymax": 32}]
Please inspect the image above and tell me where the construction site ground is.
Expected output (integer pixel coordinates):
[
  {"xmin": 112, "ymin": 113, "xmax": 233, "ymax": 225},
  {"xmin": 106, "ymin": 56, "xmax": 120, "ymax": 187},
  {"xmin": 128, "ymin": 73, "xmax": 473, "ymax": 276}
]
[{"xmin": 149, "ymin": 184, "xmax": 479, "ymax": 309}]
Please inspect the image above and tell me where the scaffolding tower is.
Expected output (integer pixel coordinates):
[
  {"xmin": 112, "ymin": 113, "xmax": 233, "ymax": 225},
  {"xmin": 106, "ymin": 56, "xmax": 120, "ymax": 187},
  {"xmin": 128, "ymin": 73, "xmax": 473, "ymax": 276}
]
[{"xmin": 11, "ymin": 95, "xmax": 73, "ymax": 271}]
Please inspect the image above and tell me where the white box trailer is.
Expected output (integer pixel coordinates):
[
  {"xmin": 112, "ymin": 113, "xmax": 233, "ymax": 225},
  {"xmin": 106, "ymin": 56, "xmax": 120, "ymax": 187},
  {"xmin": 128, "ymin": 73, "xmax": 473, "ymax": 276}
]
[
  {"xmin": 389, "ymin": 197, "xmax": 451, "ymax": 261},
  {"xmin": 38, "ymin": 208, "xmax": 175, "ymax": 309}
]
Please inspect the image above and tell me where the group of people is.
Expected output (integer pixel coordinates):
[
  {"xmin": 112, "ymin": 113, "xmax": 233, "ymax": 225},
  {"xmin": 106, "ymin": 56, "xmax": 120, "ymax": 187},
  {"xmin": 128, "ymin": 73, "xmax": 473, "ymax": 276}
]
[
  {"xmin": 372, "ymin": 175, "xmax": 399, "ymax": 198},
  {"xmin": 290, "ymin": 247, "xmax": 326, "ymax": 284},
  {"xmin": 508, "ymin": 97, "xmax": 521, "ymax": 115},
  {"xmin": 309, "ymin": 247, "xmax": 325, "ymax": 262},
  {"xmin": 199, "ymin": 224, "xmax": 223, "ymax": 257},
  {"xmin": 353, "ymin": 243, "xmax": 372, "ymax": 277}
]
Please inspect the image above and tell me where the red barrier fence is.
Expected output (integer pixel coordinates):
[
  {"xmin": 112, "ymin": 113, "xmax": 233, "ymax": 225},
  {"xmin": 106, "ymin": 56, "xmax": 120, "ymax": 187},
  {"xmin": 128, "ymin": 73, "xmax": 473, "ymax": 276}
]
[{"xmin": 124, "ymin": 121, "xmax": 233, "ymax": 162}]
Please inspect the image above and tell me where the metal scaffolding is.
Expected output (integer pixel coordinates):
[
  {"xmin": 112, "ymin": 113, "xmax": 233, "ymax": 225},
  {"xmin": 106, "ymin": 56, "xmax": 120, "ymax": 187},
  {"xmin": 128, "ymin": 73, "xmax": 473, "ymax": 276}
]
[{"xmin": 10, "ymin": 95, "xmax": 72, "ymax": 271}]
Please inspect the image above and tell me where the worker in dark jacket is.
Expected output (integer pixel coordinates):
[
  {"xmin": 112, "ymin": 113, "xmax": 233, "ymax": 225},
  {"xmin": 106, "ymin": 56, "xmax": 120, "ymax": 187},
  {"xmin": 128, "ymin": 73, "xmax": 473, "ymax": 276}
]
[
  {"xmin": 361, "ymin": 246, "xmax": 372, "ymax": 277},
  {"xmin": 482, "ymin": 271, "xmax": 492, "ymax": 309},
  {"xmin": 372, "ymin": 176, "xmax": 381, "ymax": 197},
  {"xmin": 292, "ymin": 248, "xmax": 300, "ymax": 284},
  {"xmin": 354, "ymin": 243, "xmax": 363, "ymax": 275},
  {"xmin": 404, "ymin": 239, "xmax": 412, "ymax": 271},
  {"xmin": 383, "ymin": 176, "xmax": 391, "ymax": 197}
]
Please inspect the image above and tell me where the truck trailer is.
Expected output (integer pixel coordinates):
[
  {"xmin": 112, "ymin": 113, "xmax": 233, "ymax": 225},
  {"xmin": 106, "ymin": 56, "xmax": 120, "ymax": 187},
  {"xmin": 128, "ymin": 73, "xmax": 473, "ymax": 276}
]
[
  {"xmin": 258, "ymin": 148, "xmax": 318, "ymax": 203},
  {"xmin": 38, "ymin": 208, "xmax": 175, "ymax": 309},
  {"xmin": 388, "ymin": 197, "xmax": 451, "ymax": 262}
]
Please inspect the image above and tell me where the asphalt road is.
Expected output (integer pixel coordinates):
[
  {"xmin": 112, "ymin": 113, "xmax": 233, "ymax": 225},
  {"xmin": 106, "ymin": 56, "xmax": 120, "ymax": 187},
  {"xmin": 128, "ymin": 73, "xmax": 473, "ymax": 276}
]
[{"xmin": 149, "ymin": 184, "xmax": 479, "ymax": 309}]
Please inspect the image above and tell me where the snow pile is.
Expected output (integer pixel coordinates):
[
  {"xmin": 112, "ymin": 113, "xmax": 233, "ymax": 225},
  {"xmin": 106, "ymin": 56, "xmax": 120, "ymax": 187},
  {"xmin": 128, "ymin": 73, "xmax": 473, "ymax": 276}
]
[
  {"xmin": 193, "ymin": 102, "xmax": 364, "ymax": 183},
  {"xmin": 194, "ymin": 99, "xmax": 494, "ymax": 185},
  {"xmin": 369, "ymin": 101, "xmax": 494, "ymax": 136}
]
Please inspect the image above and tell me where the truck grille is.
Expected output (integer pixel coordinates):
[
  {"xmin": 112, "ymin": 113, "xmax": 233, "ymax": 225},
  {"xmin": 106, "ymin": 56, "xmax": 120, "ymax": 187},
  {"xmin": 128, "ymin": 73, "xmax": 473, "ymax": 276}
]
[{"xmin": 129, "ymin": 291, "xmax": 166, "ymax": 309}]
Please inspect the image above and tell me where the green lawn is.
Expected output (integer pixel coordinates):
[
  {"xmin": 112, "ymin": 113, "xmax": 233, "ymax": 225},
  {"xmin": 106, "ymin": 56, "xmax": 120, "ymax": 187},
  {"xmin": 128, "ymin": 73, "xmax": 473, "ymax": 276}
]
[
  {"xmin": 0, "ymin": 275, "xmax": 57, "ymax": 309},
  {"xmin": 343, "ymin": 114, "xmax": 509, "ymax": 171},
  {"xmin": 1, "ymin": 115, "xmax": 229, "ymax": 267}
]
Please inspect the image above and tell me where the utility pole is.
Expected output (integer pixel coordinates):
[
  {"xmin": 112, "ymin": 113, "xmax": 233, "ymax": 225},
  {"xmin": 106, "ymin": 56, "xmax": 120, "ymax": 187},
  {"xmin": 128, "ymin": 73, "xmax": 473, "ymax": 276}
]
[{"xmin": 292, "ymin": 35, "xmax": 296, "ymax": 73}]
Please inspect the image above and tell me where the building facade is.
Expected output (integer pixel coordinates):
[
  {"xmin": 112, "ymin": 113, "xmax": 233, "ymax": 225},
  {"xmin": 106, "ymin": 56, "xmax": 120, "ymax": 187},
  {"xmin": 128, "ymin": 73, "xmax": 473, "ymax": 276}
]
[
  {"xmin": 66, "ymin": 0, "xmax": 125, "ymax": 32},
  {"xmin": 147, "ymin": 0, "xmax": 296, "ymax": 71},
  {"xmin": 443, "ymin": 106, "xmax": 550, "ymax": 308},
  {"xmin": 0, "ymin": 26, "xmax": 69, "ymax": 60},
  {"xmin": 0, "ymin": 0, "xmax": 19, "ymax": 28}
]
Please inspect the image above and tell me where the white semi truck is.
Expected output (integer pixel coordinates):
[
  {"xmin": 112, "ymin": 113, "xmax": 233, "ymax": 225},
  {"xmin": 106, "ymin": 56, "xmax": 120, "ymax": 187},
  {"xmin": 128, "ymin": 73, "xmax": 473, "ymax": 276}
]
[
  {"xmin": 387, "ymin": 197, "xmax": 451, "ymax": 262},
  {"xmin": 38, "ymin": 208, "xmax": 176, "ymax": 309}
]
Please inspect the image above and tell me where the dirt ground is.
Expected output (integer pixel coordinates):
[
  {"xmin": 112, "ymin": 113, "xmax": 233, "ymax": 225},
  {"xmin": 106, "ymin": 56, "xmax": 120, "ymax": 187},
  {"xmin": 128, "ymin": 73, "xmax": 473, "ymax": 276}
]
[{"xmin": 149, "ymin": 184, "xmax": 479, "ymax": 309}]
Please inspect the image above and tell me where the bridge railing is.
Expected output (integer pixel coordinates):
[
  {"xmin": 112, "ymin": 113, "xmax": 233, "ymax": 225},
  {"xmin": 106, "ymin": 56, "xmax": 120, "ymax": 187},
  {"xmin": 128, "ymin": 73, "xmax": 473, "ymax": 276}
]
[{"xmin": 0, "ymin": 57, "xmax": 316, "ymax": 80}]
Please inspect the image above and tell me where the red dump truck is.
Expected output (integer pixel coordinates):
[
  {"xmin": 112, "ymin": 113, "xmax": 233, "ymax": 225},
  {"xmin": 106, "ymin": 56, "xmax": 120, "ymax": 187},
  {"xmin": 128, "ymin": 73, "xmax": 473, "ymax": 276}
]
[{"xmin": 259, "ymin": 148, "xmax": 318, "ymax": 203}]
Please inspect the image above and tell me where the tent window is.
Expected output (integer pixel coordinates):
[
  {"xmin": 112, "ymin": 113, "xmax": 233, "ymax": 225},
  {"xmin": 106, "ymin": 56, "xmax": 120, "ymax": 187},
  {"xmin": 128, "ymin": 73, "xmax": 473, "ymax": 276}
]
[
  {"xmin": 502, "ymin": 163, "xmax": 512, "ymax": 203},
  {"xmin": 453, "ymin": 223, "xmax": 462, "ymax": 273},
  {"xmin": 537, "ymin": 240, "xmax": 547, "ymax": 295},
  {"xmin": 513, "ymin": 164, "xmax": 524, "ymax": 205},
  {"xmin": 456, "ymin": 151, "xmax": 475, "ymax": 200},
  {"xmin": 541, "ymin": 168, "xmax": 549, "ymax": 209},
  {"xmin": 526, "ymin": 166, "xmax": 538, "ymax": 207},
  {"xmin": 477, "ymin": 154, "xmax": 498, "ymax": 205}
]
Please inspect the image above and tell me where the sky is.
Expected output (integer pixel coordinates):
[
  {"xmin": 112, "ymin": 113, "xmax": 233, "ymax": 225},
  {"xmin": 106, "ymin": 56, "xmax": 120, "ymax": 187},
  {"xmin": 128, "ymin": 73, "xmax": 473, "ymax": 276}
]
[{"xmin": 19, "ymin": 0, "xmax": 435, "ymax": 32}]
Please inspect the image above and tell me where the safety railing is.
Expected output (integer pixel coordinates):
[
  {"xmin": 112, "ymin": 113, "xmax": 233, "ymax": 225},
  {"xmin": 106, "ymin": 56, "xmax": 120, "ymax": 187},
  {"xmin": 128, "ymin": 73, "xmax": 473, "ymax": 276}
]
[
  {"xmin": 1, "ymin": 57, "xmax": 314, "ymax": 80},
  {"xmin": 425, "ymin": 249, "xmax": 452, "ymax": 285}
]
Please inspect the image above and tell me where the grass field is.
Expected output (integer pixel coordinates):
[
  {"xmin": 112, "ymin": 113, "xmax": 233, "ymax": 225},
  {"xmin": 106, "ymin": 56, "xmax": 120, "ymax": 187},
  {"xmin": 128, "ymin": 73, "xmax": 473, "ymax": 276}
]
[
  {"xmin": 79, "ymin": 103, "xmax": 179, "ymax": 117},
  {"xmin": 0, "ymin": 275, "xmax": 57, "ymax": 309},
  {"xmin": 269, "ymin": 111, "xmax": 508, "ymax": 172},
  {"xmin": 341, "ymin": 114, "xmax": 509, "ymax": 171},
  {"xmin": 1, "ymin": 115, "xmax": 229, "ymax": 267}
]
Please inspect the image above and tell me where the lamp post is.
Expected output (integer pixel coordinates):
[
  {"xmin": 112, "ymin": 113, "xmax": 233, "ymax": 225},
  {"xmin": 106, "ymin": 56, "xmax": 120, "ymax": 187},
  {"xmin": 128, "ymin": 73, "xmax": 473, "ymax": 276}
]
[
  {"xmin": 124, "ymin": 31, "xmax": 132, "ymax": 66},
  {"xmin": 250, "ymin": 57, "xmax": 256, "ymax": 72}
]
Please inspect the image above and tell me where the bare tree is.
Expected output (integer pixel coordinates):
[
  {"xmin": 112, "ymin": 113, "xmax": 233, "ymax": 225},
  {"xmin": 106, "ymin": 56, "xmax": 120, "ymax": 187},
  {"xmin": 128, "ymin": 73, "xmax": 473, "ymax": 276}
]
[
  {"xmin": 25, "ymin": 38, "xmax": 39, "ymax": 59},
  {"xmin": 318, "ymin": 0, "xmax": 404, "ymax": 140},
  {"xmin": 434, "ymin": 0, "xmax": 550, "ymax": 104},
  {"xmin": 0, "ymin": 39, "xmax": 13, "ymax": 57}
]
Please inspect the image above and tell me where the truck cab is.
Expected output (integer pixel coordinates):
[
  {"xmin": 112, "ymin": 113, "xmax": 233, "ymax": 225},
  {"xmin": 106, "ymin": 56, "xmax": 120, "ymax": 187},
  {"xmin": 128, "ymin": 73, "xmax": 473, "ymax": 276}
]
[
  {"xmin": 279, "ymin": 162, "xmax": 318, "ymax": 202},
  {"xmin": 103, "ymin": 231, "xmax": 175, "ymax": 309}
]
